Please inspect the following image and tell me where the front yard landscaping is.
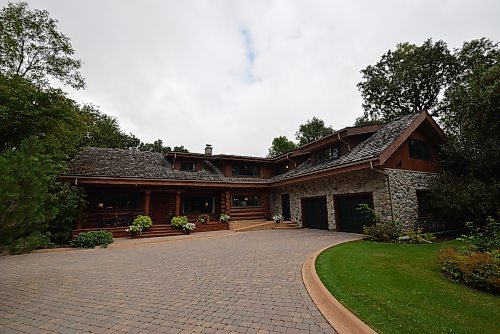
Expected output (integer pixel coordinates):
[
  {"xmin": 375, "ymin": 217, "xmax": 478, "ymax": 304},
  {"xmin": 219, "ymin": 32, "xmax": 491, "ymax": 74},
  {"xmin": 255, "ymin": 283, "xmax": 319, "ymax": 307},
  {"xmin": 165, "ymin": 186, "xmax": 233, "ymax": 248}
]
[{"xmin": 316, "ymin": 240, "xmax": 500, "ymax": 334}]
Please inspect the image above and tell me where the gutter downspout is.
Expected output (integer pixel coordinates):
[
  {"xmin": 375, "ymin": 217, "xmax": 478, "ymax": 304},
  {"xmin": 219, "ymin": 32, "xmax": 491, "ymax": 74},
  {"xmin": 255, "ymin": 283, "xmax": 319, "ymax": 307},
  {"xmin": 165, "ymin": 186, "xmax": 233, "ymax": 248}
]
[
  {"xmin": 370, "ymin": 161, "xmax": 395, "ymax": 222},
  {"xmin": 338, "ymin": 132, "xmax": 351, "ymax": 152}
]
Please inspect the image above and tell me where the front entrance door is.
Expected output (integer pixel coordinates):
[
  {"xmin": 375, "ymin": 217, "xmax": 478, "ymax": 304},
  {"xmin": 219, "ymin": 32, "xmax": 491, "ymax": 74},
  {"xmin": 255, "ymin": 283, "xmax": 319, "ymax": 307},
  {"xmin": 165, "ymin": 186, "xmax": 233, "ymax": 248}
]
[
  {"xmin": 281, "ymin": 194, "xmax": 291, "ymax": 221},
  {"xmin": 150, "ymin": 193, "xmax": 175, "ymax": 224},
  {"xmin": 335, "ymin": 194, "xmax": 373, "ymax": 233},
  {"xmin": 302, "ymin": 197, "xmax": 328, "ymax": 230}
]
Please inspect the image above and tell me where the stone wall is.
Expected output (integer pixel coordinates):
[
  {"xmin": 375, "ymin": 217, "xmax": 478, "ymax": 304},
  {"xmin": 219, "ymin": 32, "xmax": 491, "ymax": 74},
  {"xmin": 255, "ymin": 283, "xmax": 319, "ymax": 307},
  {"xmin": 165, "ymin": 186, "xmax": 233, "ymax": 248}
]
[
  {"xmin": 270, "ymin": 169, "xmax": 390, "ymax": 230},
  {"xmin": 386, "ymin": 168, "xmax": 438, "ymax": 229},
  {"xmin": 270, "ymin": 168, "xmax": 439, "ymax": 231}
]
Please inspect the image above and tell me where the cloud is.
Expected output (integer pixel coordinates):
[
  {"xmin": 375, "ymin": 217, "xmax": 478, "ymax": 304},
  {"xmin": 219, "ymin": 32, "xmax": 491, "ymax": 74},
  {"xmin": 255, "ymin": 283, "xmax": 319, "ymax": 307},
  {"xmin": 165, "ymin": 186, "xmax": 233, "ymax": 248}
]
[{"xmin": 26, "ymin": 0, "xmax": 500, "ymax": 156}]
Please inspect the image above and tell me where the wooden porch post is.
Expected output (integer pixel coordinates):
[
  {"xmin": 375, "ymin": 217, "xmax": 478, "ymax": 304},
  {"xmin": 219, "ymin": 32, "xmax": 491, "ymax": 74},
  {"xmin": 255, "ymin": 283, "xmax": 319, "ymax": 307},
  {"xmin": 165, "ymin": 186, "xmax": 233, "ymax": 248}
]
[
  {"xmin": 175, "ymin": 191, "xmax": 181, "ymax": 216},
  {"xmin": 144, "ymin": 190, "xmax": 151, "ymax": 216},
  {"xmin": 224, "ymin": 190, "xmax": 231, "ymax": 215}
]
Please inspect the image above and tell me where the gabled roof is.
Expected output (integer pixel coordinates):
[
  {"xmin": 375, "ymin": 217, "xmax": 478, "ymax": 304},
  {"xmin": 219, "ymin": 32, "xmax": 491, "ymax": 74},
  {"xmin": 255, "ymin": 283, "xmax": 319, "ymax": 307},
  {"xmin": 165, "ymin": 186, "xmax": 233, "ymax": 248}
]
[
  {"xmin": 271, "ymin": 112, "xmax": 422, "ymax": 181},
  {"xmin": 65, "ymin": 111, "xmax": 444, "ymax": 186},
  {"xmin": 67, "ymin": 148, "xmax": 269, "ymax": 183}
]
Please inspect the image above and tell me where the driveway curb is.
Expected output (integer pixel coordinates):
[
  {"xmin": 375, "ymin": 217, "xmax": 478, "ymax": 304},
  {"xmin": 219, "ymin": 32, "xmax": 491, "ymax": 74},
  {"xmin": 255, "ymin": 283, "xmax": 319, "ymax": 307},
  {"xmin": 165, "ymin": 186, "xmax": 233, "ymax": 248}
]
[{"xmin": 302, "ymin": 239, "xmax": 378, "ymax": 334}]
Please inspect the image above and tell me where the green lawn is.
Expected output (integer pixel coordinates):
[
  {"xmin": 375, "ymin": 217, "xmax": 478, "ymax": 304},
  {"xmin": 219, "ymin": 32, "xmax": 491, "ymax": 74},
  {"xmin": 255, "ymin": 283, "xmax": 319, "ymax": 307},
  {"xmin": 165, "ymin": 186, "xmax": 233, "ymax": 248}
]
[{"xmin": 315, "ymin": 240, "xmax": 500, "ymax": 334}]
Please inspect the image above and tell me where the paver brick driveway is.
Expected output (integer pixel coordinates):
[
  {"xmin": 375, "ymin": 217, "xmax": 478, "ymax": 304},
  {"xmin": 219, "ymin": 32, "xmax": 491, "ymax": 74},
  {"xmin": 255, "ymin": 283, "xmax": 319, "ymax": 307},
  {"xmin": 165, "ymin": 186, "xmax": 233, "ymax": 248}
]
[{"xmin": 0, "ymin": 229, "xmax": 360, "ymax": 334}]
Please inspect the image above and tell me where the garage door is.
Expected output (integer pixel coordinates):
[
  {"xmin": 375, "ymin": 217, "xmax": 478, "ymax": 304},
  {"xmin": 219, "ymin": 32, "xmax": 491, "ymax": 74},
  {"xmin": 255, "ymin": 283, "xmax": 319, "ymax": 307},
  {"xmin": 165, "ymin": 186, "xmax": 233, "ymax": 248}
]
[
  {"xmin": 336, "ymin": 194, "xmax": 373, "ymax": 233},
  {"xmin": 302, "ymin": 197, "xmax": 328, "ymax": 230}
]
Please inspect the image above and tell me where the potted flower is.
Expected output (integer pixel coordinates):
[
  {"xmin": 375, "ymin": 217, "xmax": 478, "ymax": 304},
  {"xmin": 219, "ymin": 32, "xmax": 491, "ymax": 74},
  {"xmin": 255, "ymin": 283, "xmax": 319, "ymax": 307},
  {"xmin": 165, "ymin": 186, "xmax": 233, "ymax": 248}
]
[
  {"xmin": 171, "ymin": 216, "xmax": 189, "ymax": 229},
  {"xmin": 198, "ymin": 214, "xmax": 209, "ymax": 224},
  {"xmin": 273, "ymin": 214, "xmax": 284, "ymax": 223},
  {"xmin": 183, "ymin": 222, "xmax": 196, "ymax": 234},
  {"xmin": 125, "ymin": 215, "xmax": 153, "ymax": 237},
  {"xmin": 132, "ymin": 215, "xmax": 153, "ymax": 230},
  {"xmin": 219, "ymin": 213, "xmax": 230, "ymax": 223},
  {"xmin": 125, "ymin": 224, "xmax": 143, "ymax": 237}
]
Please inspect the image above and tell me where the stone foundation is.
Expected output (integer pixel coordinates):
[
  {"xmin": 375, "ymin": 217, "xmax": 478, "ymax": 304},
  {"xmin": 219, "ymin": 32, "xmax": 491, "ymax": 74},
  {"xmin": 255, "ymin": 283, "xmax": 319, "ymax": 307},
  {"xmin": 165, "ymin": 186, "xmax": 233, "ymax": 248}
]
[
  {"xmin": 386, "ymin": 168, "xmax": 438, "ymax": 229},
  {"xmin": 270, "ymin": 168, "xmax": 438, "ymax": 231},
  {"xmin": 270, "ymin": 169, "xmax": 390, "ymax": 230}
]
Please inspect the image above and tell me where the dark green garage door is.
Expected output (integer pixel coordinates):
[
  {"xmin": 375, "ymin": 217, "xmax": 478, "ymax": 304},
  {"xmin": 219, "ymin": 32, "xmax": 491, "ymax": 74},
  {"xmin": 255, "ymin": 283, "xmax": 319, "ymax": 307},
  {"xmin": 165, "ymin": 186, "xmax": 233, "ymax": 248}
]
[
  {"xmin": 302, "ymin": 197, "xmax": 328, "ymax": 230},
  {"xmin": 336, "ymin": 195, "xmax": 373, "ymax": 233}
]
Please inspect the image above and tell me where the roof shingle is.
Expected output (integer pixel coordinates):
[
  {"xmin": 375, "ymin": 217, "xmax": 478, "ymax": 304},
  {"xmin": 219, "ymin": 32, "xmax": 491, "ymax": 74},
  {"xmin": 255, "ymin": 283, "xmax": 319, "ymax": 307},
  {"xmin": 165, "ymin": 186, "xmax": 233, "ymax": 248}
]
[{"xmin": 67, "ymin": 113, "xmax": 421, "ymax": 183}]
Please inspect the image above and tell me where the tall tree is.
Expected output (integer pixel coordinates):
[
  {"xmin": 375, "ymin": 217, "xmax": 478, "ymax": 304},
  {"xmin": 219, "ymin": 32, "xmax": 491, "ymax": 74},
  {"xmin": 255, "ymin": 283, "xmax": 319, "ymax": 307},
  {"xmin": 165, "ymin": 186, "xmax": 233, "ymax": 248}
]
[
  {"xmin": 0, "ymin": 2, "xmax": 85, "ymax": 89},
  {"xmin": 267, "ymin": 136, "xmax": 297, "ymax": 158},
  {"xmin": 0, "ymin": 137, "xmax": 57, "ymax": 244},
  {"xmin": 295, "ymin": 117, "xmax": 334, "ymax": 146},
  {"xmin": 431, "ymin": 41, "xmax": 500, "ymax": 226},
  {"xmin": 138, "ymin": 140, "xmax": 189, "ymax": 153},
  {"xmin": 441, "ymin": 38, "xmax": 500, "ymax": 137},
  {"xmin": 0, "ymin": 74, "xmax": 87, "ymax": 160},
  {"xmin": 81, "ymin": 105, "xmax": 140, "ymax": 150},
  {"xmin": 357, "ymin": 39, "xmax": 455, "ymax": 123}
]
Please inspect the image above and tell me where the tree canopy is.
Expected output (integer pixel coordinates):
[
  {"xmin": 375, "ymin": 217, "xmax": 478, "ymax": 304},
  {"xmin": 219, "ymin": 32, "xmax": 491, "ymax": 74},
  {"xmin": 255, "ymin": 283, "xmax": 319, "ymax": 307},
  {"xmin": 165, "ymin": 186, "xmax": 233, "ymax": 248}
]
[
  {"xmin": 357, "ymin": 39, "xmax": 455, "ymax": 124},
  {"xmin": 295, "ymin": 117, "xmax": 334, "ymax": 146},
  {"xmin": 0, "ymin": 137, "xmax": 56, "ymax": 244},
  {"xmin": 267, "ymin": 136, "xmax": 297, "ymax": 158},
  {"xmin": 357, "ymin": 37, "xmax": 500, "ymax": 227},
  {"xmin": 0, "ymin": 2, "xmax": 85, "ymax": 89}
]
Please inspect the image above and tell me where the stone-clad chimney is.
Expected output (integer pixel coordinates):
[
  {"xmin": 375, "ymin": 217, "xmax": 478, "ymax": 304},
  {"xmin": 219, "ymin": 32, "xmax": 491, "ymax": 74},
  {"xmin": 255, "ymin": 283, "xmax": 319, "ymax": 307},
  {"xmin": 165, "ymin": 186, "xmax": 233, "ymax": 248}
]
[{"xmin": 205, "ymin": 144, "xmax": 213, "ymax": 155}]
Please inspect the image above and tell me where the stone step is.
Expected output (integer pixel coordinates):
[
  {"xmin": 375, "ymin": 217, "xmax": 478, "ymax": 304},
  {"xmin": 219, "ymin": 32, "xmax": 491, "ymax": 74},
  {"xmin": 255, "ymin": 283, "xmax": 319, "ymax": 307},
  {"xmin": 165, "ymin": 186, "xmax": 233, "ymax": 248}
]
[{"xmin": 273, "ymin": 222, "xmax": 301, "ymax": 229}]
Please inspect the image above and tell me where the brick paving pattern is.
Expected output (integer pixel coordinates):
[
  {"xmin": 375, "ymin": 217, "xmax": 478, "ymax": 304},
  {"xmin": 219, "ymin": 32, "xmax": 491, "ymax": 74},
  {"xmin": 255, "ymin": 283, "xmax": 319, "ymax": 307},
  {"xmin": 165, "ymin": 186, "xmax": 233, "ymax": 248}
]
[{"xmin": 0, "ymin": 230, "xmax": 359, "ymax": 333}]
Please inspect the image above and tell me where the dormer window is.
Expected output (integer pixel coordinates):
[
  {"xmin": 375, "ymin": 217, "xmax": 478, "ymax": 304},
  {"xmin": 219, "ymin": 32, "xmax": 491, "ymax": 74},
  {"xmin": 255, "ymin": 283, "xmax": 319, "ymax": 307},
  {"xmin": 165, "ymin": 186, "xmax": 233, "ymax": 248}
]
[
  {"xmin": 314, "ymin": 146, "xmax": 340, "ymax": 164},
  {"xmin": 408, "ymin": 139, "xmax": 432, "ymax": 161},
  {"xmin": 231, "ymin": 163, "xmax": 260, "ymax": 177},
  {"xmin": 181, "ymin": 162, "xmax": 196, "ymax": 172}
]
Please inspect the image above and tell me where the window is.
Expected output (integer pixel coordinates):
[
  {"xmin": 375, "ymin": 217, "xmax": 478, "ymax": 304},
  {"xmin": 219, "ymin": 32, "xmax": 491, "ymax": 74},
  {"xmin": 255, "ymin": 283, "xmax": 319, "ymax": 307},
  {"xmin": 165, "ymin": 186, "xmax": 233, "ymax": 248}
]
[
  {"xmin": 408, "ymin": 139, "xmax": 432, "ymax": 161},
  {"xmin": 96, "ymin": 192, "xmax": 140, "ymax": 210},
  {"xmin": 314, "ymin": 146, "xmax": 340, "ymax": 164},
  {"xmin": 182, "ymin": 196, "xmax": 215, "ymax": 214},
  {"xmin": 181, "ymin": 162, "xmax": 196, "ymax": 172},
  {"xmin": 416, "ymin": 190, "xmax": 433, "ymax": 218},
  {"xmin": 232, "ymin": 195, "xmax": 261, "ymax": 207},
  {"xmin": 231, "ymin": 163, "xmax": 260, "ymax": 177}
]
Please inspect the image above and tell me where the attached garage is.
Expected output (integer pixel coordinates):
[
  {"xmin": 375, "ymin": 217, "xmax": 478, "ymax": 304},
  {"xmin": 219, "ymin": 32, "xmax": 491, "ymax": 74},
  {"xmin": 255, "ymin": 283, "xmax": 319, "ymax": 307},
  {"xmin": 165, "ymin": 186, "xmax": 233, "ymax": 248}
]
[
  {"xmin": 302, "ymin": 197, "xmax": 328, "ymax": 230},
  {"xmin": 335, "ymin": 194, "xmax": 374, "ymax": 233}
]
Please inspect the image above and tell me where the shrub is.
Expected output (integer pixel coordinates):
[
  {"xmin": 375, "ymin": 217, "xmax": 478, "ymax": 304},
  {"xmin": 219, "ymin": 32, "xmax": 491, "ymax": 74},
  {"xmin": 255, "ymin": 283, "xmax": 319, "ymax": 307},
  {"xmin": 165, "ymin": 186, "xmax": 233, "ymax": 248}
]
[
  {"xmin": 459, "ymin": 217, "xmax": 500, "ymax": 252},
  {"xmin": 397, "ymin": 227, "xmax": 435, "ymax": 244},
  {"xmin": 71, "ymin": 231, "xmax": 114, "ymax": 248},
  {"xmin": 363, "ymin": 220, "xmax": 402, "ymax": 242},
  {"xmin": 359, "ymin": 204, "xmax": 435, "ymax": 243},
  {"xmin": 171, "ymin": 216, "xmax": 188, "ymax": 229},
  {"xmin": 9, "ymin": 232, "xmax": 55, "ymax": 254},
  {"xmin": 440, "ymin": 246, "xmax": 500, "ymax": 294},
  {"xmin": 359, "ymin": 203, "xmax": 401, "ymax": 241},
  {"xmin": 132, "ymin": 215, "xmax": 153, "ymax": 230}
]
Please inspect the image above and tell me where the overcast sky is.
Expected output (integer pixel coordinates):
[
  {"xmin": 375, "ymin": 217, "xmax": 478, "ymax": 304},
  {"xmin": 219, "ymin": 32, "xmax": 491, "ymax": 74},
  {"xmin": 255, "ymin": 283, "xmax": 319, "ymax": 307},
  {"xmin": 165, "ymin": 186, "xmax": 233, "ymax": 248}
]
[{"xmin": 14, "ymin": 0, "xmax": 500, "ymax": 156}]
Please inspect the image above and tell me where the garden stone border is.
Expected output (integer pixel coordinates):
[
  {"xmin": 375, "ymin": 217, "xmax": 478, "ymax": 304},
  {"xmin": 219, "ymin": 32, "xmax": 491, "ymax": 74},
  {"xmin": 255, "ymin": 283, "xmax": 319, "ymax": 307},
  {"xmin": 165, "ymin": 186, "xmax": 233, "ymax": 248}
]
[{"xmin": 302, "ymin": 238, "xmax": 378, "ymax": 334}]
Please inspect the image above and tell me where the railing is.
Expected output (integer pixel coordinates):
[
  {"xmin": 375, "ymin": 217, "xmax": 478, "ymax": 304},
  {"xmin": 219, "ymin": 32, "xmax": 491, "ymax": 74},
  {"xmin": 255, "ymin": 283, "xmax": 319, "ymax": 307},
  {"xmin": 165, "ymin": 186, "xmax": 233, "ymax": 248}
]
[{"xmin": 83, "ymin": 209, "xmax": 144, "ymax": 228}]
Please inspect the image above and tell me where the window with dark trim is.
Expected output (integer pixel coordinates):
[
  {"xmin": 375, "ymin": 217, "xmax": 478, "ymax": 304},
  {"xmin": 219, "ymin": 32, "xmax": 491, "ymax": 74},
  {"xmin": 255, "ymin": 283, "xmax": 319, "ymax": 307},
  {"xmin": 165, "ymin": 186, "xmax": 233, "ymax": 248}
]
[
  {"xmin": 182, "ymin": 195, "xmax": 215, "ymax": 214},
  {"xmin": 408, "ymin": 139, "xmax": 432, "ymax": 161},
  {"xmin": 314, "ymin": 146, "xmax": 340, "ymax": 164},
  {"xmin": 231, "ymin": 163, "xmax": 260, "ymax": 177},
  {"xmin": 96, "ymin": 193, "xmax": 140, "ymax": 210},
  {"xmin": 181, "ymin": 162, "xmax": 196, "ymax": 172},
  {"xmin": 232, "ymin": 195, "xmax": 261, "ymax": 207},
  {"xmin": 416, "ymin": 190, "xmax": 433, "ymax": 218}
]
